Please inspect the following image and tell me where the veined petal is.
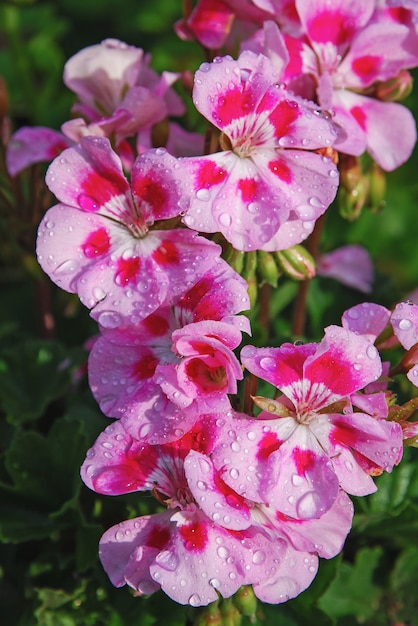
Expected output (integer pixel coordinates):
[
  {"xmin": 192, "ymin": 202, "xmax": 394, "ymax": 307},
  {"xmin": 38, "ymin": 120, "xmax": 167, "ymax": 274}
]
[
  {"xmin": 6, "ymin": 127, "xmax": 72, "ymax": 177},
  {"xmin": 391, "ymin": 301, "xmax": 418, "ymax": 350},
  {"xmin": 46, "ymin": 136, "xmax": 131, "ymax": 213},
  {"xmin": 342, "ymin": 302, "xmax": 391, "ymax": 342},
  {"xmin": 302, "ymin": 326, "xmax": 382, "ymax": 407},
  {"xmin": 335, "ymin": 91, "xmax": 417, "ymax": 171},
  {"xmin": 184, "ymin": 451, "xmax": 252, "ymax": 530}
]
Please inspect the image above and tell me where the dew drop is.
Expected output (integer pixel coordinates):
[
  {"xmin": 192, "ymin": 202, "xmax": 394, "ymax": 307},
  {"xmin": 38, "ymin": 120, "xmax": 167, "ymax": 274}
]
[
  {"xmin": 296, "ymin": 491, "xmax": 321, "ymax": 518},
  {"xmin": 259, "ymin": 356, "xmax": 276, "ymax": 371},
  {"xmin": 217, "ymin": 546, "xmax": 229, "ymax": 558},
  {"xmin": 347, "ymin": 308, "xmax": 359, "ymax": 319},
  {"xmin": 308, "ymin": 196, "xmax": 325, "ymax": 209},
  {"xmin": 196, "ymin": 188, "xmax": 210, "ymax": 201},
  {"xmin": 230, "ymin": 467, "xmax": 239, "ymax": 479},
  {"xmin": 209, "ymin": 578, "xmax": 220, "ymax": 588},
  {"xmin": 54, "ymin": 259, "xmax": 80, "ymax": 275},
  {"xmin": 97, "ymin": 311, "xmax": 122, "ymax": 329},
  {"xmin": 93, "ymin": 286, "xmax": 106, "ymax": 300},
  {"xmin": 78, "ymin": 193, "xmax": 99, "ymax": 211},
  {"xmin": 252, "ymin": 550, "xmax": 266, "ymax": 564},
  {"xmin": 399, "ymin": 318, "xmax": 413, "ymax": 331},
  {"xmin": 188, "ymin": 593, "xmax": 201, "ymax": 607},
  {"xmin": 366, "ymin": 344, "xmax": 378, "ymax": 360},
  {"xmin": 291, "ymin": 473, "xmax": 304, "ymax": 487},
  {"xmin": 199, "ymin": 62, "xmax": 211, "ymax": 73},
  {"xmin": 219, "ymin": 212, "xmax": 232, "ymax": 227}
]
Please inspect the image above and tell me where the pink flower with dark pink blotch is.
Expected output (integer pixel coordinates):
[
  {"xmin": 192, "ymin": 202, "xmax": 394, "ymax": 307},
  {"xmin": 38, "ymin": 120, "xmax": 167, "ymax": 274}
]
[
  {"xmin": 182, "ymin": 50, "xmax": 340, "ymax": 251},
  {"xmin": 210, "ymin": 325, "xmax": 402, "ymax": 520},
  {"xmin": 87, "ymin": 259, "xmax": 250, "ymax": 444},
  {"xmin": 37, "ymin": 136, "xmax": 220, "ymax": 329}
]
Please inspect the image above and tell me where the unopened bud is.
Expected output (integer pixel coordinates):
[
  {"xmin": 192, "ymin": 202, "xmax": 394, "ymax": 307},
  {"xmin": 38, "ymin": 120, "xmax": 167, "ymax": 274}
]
[
  {"xmin": 375, "ymin": 70, "xmax": 413, "ymax": 102},
  {"xmin": 367, "ymin": 163, "xmax": 386, "ymax": 212},
  {"xmin": 220, "ymin": 598, "xmax": 242, "ymax": 626},
  {"xmin": 232, "ymin": 586, "xmax": 257, "ymax": 618},
  {"xmin": 338, "ymin": 178, "xmax": 369, "ymax": 221},
  {"xmin": 257, "ymin": 250, "xmax": 280, "ymax": 286},
  {"xmin": 193, "ymin": 602, "xmax": 222, "ymax": 626},
  {"xmin": 275, "ymin": 245, "xmax": 316, "ymax": 281},
  {"xmin": 225, "ymin": 246, "xmax": 245, "ymax": 274},
  {"xmin": 339, "ymin": 154, "xmax": 362, "ymax": 192}
]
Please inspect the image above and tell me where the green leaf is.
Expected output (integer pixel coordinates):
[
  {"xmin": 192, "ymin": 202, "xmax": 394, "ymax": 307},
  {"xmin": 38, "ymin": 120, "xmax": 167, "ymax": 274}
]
[
  {"xmin": 0, "ymin": 416, "xmax": 87, "ymax": 541},
  {"xmin": 318, "ymin": 547, "xmax": 383, "ymax": 620},
  {"xmin": 0, "ymin": 339, "xmax": 72, "ymax": 424}
]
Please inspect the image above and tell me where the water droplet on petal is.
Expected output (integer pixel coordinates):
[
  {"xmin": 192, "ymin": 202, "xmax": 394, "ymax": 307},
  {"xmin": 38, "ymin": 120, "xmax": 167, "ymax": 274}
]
[
  {"xmin": 296, "ymin": 491, "xmax": 322, "ymax": 518},
  {"xmin": 252, "ymin": 550, "xmax": 266, "ymax": 564},
  {"xmin": 308, "ymin": 196, "xmax": 325, "ymax": 209},
  {"xmin": 188, "ymin": 593, "xmax": 202, "ymax": 607},
  {"xmin": 399, "ymin": 318, "xmax": 413, "ymax": 331},
  {"xmin": 291, "ymin": 473, "xmax": 304, "ymax": 487},
  {"xmin": 93, "ymin": 286, "xmax": 106, "ymax": 300},
  {"xmin": 78, "ymin": 193, "xmax": 99, "ymax": 211},
  {"xmin": 366, "ymin": 344, "xmax": 378, "ymax": 360},
  {"xmin": 209, "ymin": 578, "xmax": 220, "ymax": 588},
  {"xmin": 55, "ymin": 259, "xmax": 80, "ymax": 275},
  {"xmin": 259, "ymin": 356, "xmax": 276, "ymax": 371},
  {"xmin": 97, "ymin": 311, "xmax": 122, "ymax": 329},
  {"xmin": 196, "ymin": 188, "xmax": 210, "ymax": 201},
  {"xmin": 217, "ymin": 546, "xmax": 229, "ymax": 558},
  {"xmin": 219, "ymin": 213, "xmax": 232, "ymax": 227}
]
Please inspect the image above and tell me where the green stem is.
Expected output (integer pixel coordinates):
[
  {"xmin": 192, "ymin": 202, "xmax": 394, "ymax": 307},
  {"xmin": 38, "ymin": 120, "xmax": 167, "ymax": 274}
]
[{"xmin": 292, "ymin": 213, "xmax": 326, "ymax": 337}]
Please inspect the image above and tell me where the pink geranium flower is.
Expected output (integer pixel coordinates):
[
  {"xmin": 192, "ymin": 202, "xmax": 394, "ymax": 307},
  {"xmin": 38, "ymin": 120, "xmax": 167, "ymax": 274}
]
[
  {"xmin": 182, "ymin": 50, "xmax": 340, "ymax": 251},
  {"xmin": 277, "ymin": 0, "xmax": 418, "ymax": 170},
  {"xmin": 37, "ymin": 136, "xmax": 220, "ymax": 328},
  {"xmin": 80, "ymin": 419, "xmax": 286, "ymax": 606},
  {"xmin": 81, "ymin": 416, "xmax": 352, "ymax": 605},
  {"xmin": 88, "ymin": 259, "xmax": 250, "ymax": 443},
  {"xmin": 212, "ymin": 325, "xmax": 402, "ymax": 519}
]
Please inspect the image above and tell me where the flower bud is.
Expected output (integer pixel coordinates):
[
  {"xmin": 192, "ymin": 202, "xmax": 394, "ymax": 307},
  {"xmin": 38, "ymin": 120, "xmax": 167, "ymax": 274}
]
[
  {"xmin": 219, "ymin": 598, "xmax": 242, "ymax": 626},
  {"xmin": 232, "ymin": 586, "xmax": 257, "ymax": 618},
  {"xmin": 367, "ymin": 163, "xmax": 386, "ymax": 213},
  {"xmin": 375, "ymin": 70, "xmax": 413, "ymax": 102},
  {"xmin": 338, "ymin": 179, "xmax": 369, "ymax": 221},
  {"xmin": 257, "ymin": 250, "xmax": 280, "ymax": 286},
  {"xmin": 193, "ymin": 602, "xmax": 222, "ymax": 626},
  {"xmin": 224, "ymin": 246, "xmax": 245, "ymax": 274},
  {"xmin": 275, "ymin": 245, "xmax": 316, "ymax": 281},
  {"xmin": 339, "ymin": 154, "xmax": 362, "ymax": 193}
]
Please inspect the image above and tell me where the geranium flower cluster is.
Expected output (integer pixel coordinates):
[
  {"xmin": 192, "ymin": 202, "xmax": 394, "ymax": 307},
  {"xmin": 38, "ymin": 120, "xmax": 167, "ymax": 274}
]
[{"xmin": 9, "ymin": 0, "xmax": 418, "ymax": 612}]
